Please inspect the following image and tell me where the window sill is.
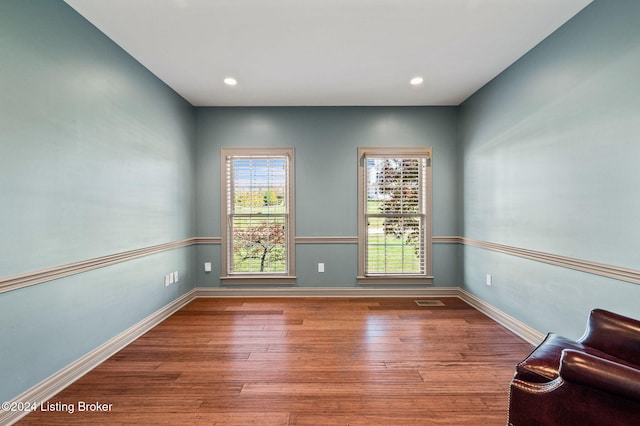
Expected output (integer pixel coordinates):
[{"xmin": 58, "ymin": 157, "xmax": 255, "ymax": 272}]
[
  {"xmin": 357, "ymin": 276, "xmax": 434, "ymax": 285},
  {"xmin": 221, "ymin": 275, "xmax": 297, "ymax": 286}
]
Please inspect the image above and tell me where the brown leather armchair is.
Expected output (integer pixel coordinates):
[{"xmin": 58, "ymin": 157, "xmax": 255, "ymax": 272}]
[{"xmin": 508, "ymin": 309, "xmax": 640, "ymax": 426}]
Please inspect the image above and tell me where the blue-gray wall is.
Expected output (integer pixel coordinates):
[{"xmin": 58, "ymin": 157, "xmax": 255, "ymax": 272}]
[
  {"xmin": 2, "ymin": 0, "xmax": 640, "ymax": 406},
  {"xmin": 458, "ymin": 0, "xmax": 640, "ymax": 339},
  {"xmin": 0, "ymin": 1, "xmax": 195, "ymax": 402},
  {"xmin": 194, "ymin": 107, "xmax": 461, "ymax": 288}
]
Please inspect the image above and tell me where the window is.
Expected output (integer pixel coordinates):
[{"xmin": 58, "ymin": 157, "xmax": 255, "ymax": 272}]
[
  {"xmin": 221, "ymin": 148, "xmax": 295, "ymax": 284},
  {"xmin": 357, "ymin": 147, "xmax": 433, "ymax": 284}
]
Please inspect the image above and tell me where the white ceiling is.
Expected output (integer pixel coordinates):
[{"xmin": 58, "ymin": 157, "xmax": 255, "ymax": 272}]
[{"xmin": 64, "ymin": 0, "xmax": 592, "ymax": 107}]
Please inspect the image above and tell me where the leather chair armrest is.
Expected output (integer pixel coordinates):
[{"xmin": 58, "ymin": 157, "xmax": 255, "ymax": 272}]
[
  {"xmin": 579, "ymin": 309, "xmax": 640, "ymax": 366},
  {"xmin": 560, "ymin": 349, "xmax": 640, "ymax": 401}
]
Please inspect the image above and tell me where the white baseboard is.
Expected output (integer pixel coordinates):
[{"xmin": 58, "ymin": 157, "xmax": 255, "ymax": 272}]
[
  {"xmin": 0, "ymin": 289, "xmax": 196, "ymax": 426},
  {"xmin": 457, "ymin": 288, "xmax": 545, "ymax": 345},
  {"xmin": 2, "ymin": 286, "xmax": 541, "ymax": 425},
  {"xmin": 194, "ymin": 286, "xmax": 461, "ymax": 298}
]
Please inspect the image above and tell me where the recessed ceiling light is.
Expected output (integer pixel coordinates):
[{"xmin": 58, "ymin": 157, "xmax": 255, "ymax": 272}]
[
  {"xmin": 410, "ymin": 77, "xmax": 424, "ymax": 86},
  {"xmin": 224, "ymin": 77, "xmax": 237, "ymax": 86}
]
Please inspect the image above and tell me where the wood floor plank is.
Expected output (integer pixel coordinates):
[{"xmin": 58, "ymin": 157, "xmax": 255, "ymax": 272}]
[{"xmin": 18, "ymin": 297, "xmax": 533, "ymax": 425}]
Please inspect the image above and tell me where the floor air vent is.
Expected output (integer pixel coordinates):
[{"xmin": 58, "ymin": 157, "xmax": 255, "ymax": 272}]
[{"xmin": 415, "ymin": 300, "xmax": 445, "ymax": 307}]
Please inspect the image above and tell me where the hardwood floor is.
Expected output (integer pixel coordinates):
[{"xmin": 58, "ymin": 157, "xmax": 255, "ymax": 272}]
[{"xmin": 19, "ymin": 297, "xmax": 533, "ymax": 425}]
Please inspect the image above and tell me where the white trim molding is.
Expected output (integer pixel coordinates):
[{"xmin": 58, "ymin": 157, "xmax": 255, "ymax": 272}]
[
  {"xmin": 2, "ymin": 285, "xmax": 541, "ymax": 425},
  {"xmin": 295, "ymin": 236, "xmax": 358, "ymax": 244},
  {"xmin": 194, "ymin": 286, "xmax": 460, "ymax": 299},
  {"xmin": 205, "ymin": 235, "xmax": 465, "ymax": 245},
  {"xmin": 0, "ymin": 239, "xmax": 193, "ymax": 295},
  {"xmin": 2, "ymin": 235, "xmax": 638, "ymax": 295},
  {"xmin": 457, "ymin": 288, "xmax": 545, "ymax": 345},
  {"xmin": 0, "ymin": 289, "xmax": 196, "ymax": 426},
  {"xmin": 461, "ymin": 237, "xmax": 640, "ymax": 285},
  {"xmin": 1, "ymin": 285, "xmax": 543, "ymax": 425},
  {"xmin": 192, "ymin": 237, "xmax": 222, "ymax": 245}
]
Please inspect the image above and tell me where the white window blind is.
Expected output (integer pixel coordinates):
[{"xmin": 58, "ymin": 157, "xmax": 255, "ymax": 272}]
[
  {"xmin": 363, "ymin": 153, "xmax": 430, "ymax": 276},
  {"xmin": 225, "ymin": 155, "xmax": 290, "ymax": 274}
]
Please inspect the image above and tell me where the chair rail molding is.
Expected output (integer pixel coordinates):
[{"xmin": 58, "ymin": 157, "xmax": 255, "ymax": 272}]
[
  {"xmin": 460, "ymin": 237, "xmax": 640, "ymax": 285},
  {"xmin": 2, "ymin": 236, "xmax": 638, "ymax": 294},
  {"xmin": 0, "ymin": 239, "xmax": 193, "ymax": 294}
]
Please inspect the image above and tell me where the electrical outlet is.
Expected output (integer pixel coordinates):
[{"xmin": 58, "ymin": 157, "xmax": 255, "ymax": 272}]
[
  {"xmin": 486, "ymin": 274, "xmax": 492, "ymax": 286},
  {"xmin": 204, "ymin": 262, "xmax": 212, "ymax": 272},
  {"xmin": 318, "ymin": 263, "xmax": 325, "ymax": 273}
]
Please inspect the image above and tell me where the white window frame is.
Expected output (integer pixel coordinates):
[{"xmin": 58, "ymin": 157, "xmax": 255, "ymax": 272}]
[
  {"xmin": 221, "ymin": 147, "xmax": 296, "ymax": 285},
  {"xmin": 357, "ymin": 147, "xmax": 433, "ymax": 285}
]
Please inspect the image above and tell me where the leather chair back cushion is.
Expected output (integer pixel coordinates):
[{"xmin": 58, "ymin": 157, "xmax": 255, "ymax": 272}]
[
  {"xmin": 516, "ymin": 333, "xmax": 637, "ymax": 382},
  {"xmin": 580, "ymin": 309, "xmax": 640, "ymax": 366}
]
